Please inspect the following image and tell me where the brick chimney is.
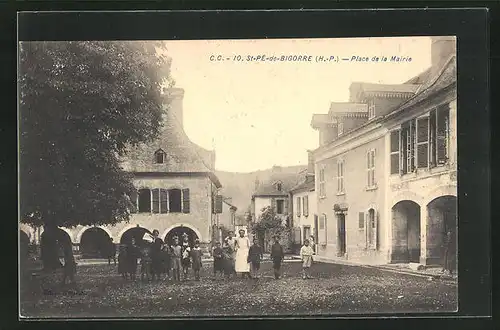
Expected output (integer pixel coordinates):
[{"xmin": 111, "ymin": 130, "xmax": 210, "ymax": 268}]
[
  {"xmin": 307, "ymin": 150, "xmax": 315, "ymax": 175},
  {"xmin": 163, "ymin": 87, "xmax": 185, "ymax": 132},
  {"xmin": 430, "ymin": 36, "xmax": 456, "ymax": 75}
]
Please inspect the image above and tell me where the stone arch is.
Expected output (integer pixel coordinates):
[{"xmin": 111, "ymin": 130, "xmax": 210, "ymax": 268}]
[
  {"xmin": 161, "ymin": 223, "xmax": 203, "ymax": 244},
  {"xmin": 59, "ymin": 227, "xmax": 75, "ymax": 243},
  {"xmin": 76, "ymin": 226, "xmax": 114, "ymax": 244},
  {"xmin": 391, "ymin": 200, "xmax": 421, "ymax": 263},
  {"xmin": 117, "ymin": 225, "xmax": 152, "ymax": 243},
  {"xmin": 423, "ymin": 184, "xmax": 457, "ymax": 208},
  {"xmin": 19, "ymin": 225, "xmax": 31, "ymax": 242},
  {"xmin": 391, "ymin": 191, "xmax": 424, "ymax": 210}
]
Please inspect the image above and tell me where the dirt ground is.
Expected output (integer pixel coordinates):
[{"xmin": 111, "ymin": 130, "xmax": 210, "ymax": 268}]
[{"xmin": 20, "ymin": 260, "xmax": 457, "ymax": 318}]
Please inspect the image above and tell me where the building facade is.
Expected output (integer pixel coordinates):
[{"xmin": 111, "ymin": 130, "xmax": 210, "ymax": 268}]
[
  {"xmin": 311, "ymin": 37, "xmax": 457, "ymax": 266},
  {"xmin": 289, "ymin": 151, "xmax": 317, "ymax": 248},
  {"xmin": 23, "ymin": 88, "xmax": 231, "ymax": 255}
]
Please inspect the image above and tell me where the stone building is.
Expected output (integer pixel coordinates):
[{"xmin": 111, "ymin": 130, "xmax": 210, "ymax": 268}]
[
  {"xmin": 22, "ymin": 88, "xmax": 229, "ymax": 256},
  {"xmin": 289, "ymin": 151, "xmax": 317, "ymax": 249},
  {"xmin": 310, "ymin": 37, "xmax": 457, "ymax": 266}
]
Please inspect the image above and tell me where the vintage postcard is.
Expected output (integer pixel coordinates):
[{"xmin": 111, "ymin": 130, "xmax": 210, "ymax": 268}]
[{"xmin": 19, "ymin": 36, "xmax": 458, "ymax": 318}]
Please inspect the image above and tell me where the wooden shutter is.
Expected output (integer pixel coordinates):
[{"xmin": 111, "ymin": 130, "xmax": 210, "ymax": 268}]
[
  {"xmin": 284, "ymin": 198, "xmax": 289, "ymax": 215},
  {"xmin": 271, "ymin": 198, "xmax": 276, "ymax": 214},
  {"xmin": 417, "ymin": 117, "xmax": 429, "ymax": 168},
  {"xmin": 374, "ymin": 211, "xmax": 379, "ymax": 250},
  {"xmin": 214, "ymin": 195, "xmax": 223, "ymax": 214},
  {"xmin": 390, "ymin": 130, "xmax": 400, "ymax": 175},
  {"xmin": 358, "ymin": 212, "xmax": 364, "ymax": 229},
  {"xmin": 304, "ymin": 196, "xmax": 309, "ymax": 217},
  {"xmin": 437, "ymin": 105, "xmax": 450, "ymax": 164},
  {"xmin": 152, "ymin": 189, "xmax": 160, "ymax": 213},
  {"xmin": 160, "ymin": 189, "xmax": 168, "ymax": 214},
  {"xmin": 182, "ymin": 189, "xmax": 190, "ymax": 213},
  {"xmin": 296, "ymin": 197, "xmax": 301, "ymax": 216}
]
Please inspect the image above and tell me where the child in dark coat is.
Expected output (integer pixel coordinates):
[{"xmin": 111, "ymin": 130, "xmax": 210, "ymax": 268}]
[
  {"xmin": 270, "ymin": 236, "xmax": 284, "ymax": 279},
  {"xmin": 222, "ymin": 240, "xmax": 233, "ymax": 279},
  {"xmin": 118, "ymin": 244, "xmax": 128, "ymax": 279},
  {"xmin": 191, "ymin": 240, "xmax": 203, "ymax": 281},
  {"xmin": 247, "ymin": 238, "xmax": 263, "ymax": 279},
  {"xmin": 212, "ymin": 242, "xmax": 224, "ymax": 279}
]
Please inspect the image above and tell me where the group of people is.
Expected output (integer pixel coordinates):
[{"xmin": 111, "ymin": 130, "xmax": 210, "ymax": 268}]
[
  {"xmin": 117, "ymin": 229, "xmax": 203, "ymax": 282},
  {"xmin": 115, "ymin": 228, "xmax": 318, "ymax": 283}
]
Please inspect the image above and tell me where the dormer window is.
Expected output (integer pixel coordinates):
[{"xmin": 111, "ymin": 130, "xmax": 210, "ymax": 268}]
[
  {"xmin": 368, "ymin": 98, "xmax": 376, "ymax": 119},
  {"xmin": 154, "ymin": 149, "xmax": 166, "ymax": 164},
  {"xmin": 275, "ymin": 181, "xmax": 283, "ymax": 191}
]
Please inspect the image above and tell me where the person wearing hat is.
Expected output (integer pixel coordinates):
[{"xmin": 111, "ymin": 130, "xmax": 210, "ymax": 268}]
[{"xmin": 234, "ymin": 229, "xmax": 251, "ymax": 278}]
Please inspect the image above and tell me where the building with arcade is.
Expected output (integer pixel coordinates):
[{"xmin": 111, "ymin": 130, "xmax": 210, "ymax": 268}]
[{"xmin": 20, "ymin": 88, "xmax": 227, "ymax": 256}]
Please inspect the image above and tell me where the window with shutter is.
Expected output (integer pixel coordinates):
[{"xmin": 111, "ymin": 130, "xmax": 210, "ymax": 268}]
[
  {"xmin": 138, "ymin": 189, "xmax": 151, "ymax": 213},
  {"xmin": 276, "ymin": 200, "xmax": 284, "ymax": 214},
  {"xmin": 417, "ymin": 117, "xmax": 429, "ymax": 168},
  {"xmin": 284, "ymin": 198, "xmax": 289, "ymax": 215},
  {"xmin": 271, "ymin": 198, "xmax": 277, "ymax": 214},
  {"xmin": 214, "ymin": 195, "xmax": 223, "ymax": 214},
  {"xmin": 367, "ymin": 149, "xmax": 375, "ymax": 187},
  {"xmin": 302, "ymin": 196, "xmax": 309, "ymax": 217},
  {"xmin": 319, "ymin": 168, "xmax": 325, "ymax": 197},
  {"xmin": 436, "ymin": 105, "xmax": 450, "ymax": 165},
  {"xmin": 296, "ymin": 197, "xmax": 301, "ymax": 216},
  {"xmin": 160, "ymin": 189, "xmax": 168, "ymax": 213},
  {"xmin": 337, "ymin": 160, "xmax": 345, "ymax": 193},
  {"xmin": 358, "ymin": 212, "xmax": 364, "ymax": 229},
  {"xmin": 182, "ymin": 188, "xmax": 190, "ymax": 213},
  {"xmin": 390, "ymin": 130, "xmax": 400, "ymax": 174},
  {"xmin": 152, "ymin": 189, "xmax": 160, "ymax": 213},
  {"xmin": 168, "ymin": 189, "xmax": 182, "ymax": 213}
]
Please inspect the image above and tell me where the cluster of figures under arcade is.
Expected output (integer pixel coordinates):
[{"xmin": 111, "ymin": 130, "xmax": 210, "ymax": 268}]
[{"xmin": 117, "ymin": 229, "xmax": 318, "ymax": 282}]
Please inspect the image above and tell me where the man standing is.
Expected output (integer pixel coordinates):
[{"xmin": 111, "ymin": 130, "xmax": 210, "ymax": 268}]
[
  {"xmin": 442, "ymin": 229, "xmax": 454, "ymax": 275},
  {"xmin": 150, "ymin": 229, "xmax": 164, "ymax": 281},
  {"xmin": 270, "ymin": 235, "xmax": 284, "ymax": 279}
]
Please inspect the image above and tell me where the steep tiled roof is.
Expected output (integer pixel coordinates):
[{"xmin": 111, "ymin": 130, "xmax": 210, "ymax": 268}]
[
  {"xmin": 387, "ymin": 55, "xmax": 456, "ymax": 117},
  {"xmin": 252, "ymin": 172, "xmax": 304, "ymax": 198},
  {"xmin": 351, "ymin": 82, "xmax": 421, "ymax": 94},
  {"xmin": 290, "ymin": 175, "xmax": 315, "ymax": 193}
]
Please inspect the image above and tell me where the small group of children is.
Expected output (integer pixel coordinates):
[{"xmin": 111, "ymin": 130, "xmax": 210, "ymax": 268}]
[{"xmin": 169, "ymin": 236, "xmax": 203, "ymax": 281}]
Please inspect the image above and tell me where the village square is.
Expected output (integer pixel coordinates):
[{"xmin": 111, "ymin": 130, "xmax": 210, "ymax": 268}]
[{"xmin": 19, "ymin": 37, "xmax": 457, "ymax": 317}]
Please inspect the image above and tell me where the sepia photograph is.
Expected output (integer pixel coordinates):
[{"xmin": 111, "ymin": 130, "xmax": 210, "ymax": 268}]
[{"xmin": 19, "ymin": 35, "xmax": 458, "ymax": 318}]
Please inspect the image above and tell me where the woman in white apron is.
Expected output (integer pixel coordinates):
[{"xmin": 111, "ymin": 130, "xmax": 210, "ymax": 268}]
[{"xmin": 234, "ymin": 229, "xmax": 250, "ymax": 278}]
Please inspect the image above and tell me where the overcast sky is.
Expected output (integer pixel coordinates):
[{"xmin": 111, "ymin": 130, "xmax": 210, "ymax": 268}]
[{"xmin": 164, "ymin": 37, "xmax": 432, "ymax": 173}]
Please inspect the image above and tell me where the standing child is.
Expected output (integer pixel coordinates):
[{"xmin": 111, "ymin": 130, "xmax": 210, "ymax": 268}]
[
  {"xmin": 247, "ymin": 238, "xmax": 263, "ymax": 279},
  {"xmin": 171, "ymin": 237, "xmax": 182, "ymax": 282},
  {"xmin": 270, "ymin": 235, "xmax": 284, "ymax": 279},
  {"xmin": 161, "ymin": 243, "xmax": 172, "ymax": 280},
  {"xmin": 181, "ymin": 236, "xmax": 191, "ymax": 281},
  {"xmin": 300, "ymin": 239, "xmax": 314, "ymax": 279},
  {"xmin": 212, "ymin": 241, "xmax": 224, "ymax": 279},
  {"xmin": 140, "ymin": 245, "xmax": 152, "ymax": 282},
  {"xmin": 191, "ymin": 240, "xmax": 203, "ymax": 281}
]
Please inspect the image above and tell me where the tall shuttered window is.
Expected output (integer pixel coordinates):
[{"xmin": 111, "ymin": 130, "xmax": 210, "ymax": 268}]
[
  {"xmin": 303, "ymin": 196, "xmax": 309, "ymax": 217},
  {"xmin": 168, "ymin": 189, "xmax": 182, "ymax": 213},
  {"xmin": 182, "ymin": 189, "xmax": 190, "ymax": 213},
  {"xmin": 337, "ymin": 160, "xmax": 345, "ymax": 194},
  {"xmin": 296, "ymin": 197, "xmax": 301, "ymax": 216},
  {"xmin": 138, "ymin": 189, "xmax": 151, "ymax": 213},
  {"xmin": 319, "ymin": 168, "xmax": 326, "ymax": 197},
  {"xmin": 367, "ymin": 149, "xmax": 376, "ymax": 187},
  {"xmin": 416, "ymin": 116, "xmax": 430, "ymax": 168},
  {"xmin": 390, "ymin": 130, "xmax": 400, "ymax": 175},
  {"xmin": 436, "ymin": 105, "xmax": 450, "ymax": 165},
  {"xmin": 401, "ymin": 119, "xmax": 416, "ymax": 174}
]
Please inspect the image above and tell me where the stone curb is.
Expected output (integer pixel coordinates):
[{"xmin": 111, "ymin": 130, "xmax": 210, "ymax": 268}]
[{"xmin": 310, "ymin": 256, "xmax": 457, "ymax": 283}]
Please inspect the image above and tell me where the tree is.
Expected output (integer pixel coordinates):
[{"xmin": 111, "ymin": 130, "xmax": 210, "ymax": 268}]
[
  {"xmin": 251, "ymin": 206, "xmax": 287, "ymax": 250},
  {"xmin": 19, "ymin": 41, "xmax": 173, "ymax": 270}
]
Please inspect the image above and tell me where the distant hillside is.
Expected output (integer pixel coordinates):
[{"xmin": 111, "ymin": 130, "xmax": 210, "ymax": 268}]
[{"xmin": 215, "ymin": 165, "xmax": 307, "ymax": 216}]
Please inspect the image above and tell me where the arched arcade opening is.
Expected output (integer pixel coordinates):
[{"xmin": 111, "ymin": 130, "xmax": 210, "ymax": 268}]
[
  {"xmin": 120, "ymin": 226, "xmax": 152, "ymax": 247},
  {"xmin": 80, "ymin": 227, "xmax": 113, "ymax": 259},
  {"xmin": 426, "ymin": 195, "xmax": 457, "ymax": 268},
  {"xmin": 391, "ymin": 200, "xmax": 421, "ymax": 263},
  {"xmin": 164, "ymin": 226, "xmax": 199, "ymax": 247}
]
